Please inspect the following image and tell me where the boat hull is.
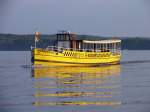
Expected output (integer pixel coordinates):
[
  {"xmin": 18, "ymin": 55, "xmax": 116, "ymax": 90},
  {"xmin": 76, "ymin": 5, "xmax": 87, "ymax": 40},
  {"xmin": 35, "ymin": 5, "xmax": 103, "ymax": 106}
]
[{"xmin": 32, "ymin": 48, "xmax": 121, "ymax": 67}]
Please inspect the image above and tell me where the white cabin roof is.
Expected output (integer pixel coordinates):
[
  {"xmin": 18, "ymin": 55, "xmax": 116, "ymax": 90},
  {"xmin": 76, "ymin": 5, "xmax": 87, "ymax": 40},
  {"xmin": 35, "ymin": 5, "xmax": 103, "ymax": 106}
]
[{"xmin": 83, "ymin": 39, "xmax": 121, "ymax": 44}]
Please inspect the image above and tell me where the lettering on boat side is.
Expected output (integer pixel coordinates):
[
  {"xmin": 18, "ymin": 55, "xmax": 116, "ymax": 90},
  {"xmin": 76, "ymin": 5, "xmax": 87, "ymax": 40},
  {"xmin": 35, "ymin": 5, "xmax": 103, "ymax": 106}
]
[
  {"xmin": 36, "ymin": 49, "xmax": 55, "ymax": 55},
  {"xmin": 36, "ymin": 49, "xmax": 111, "ymax": 57},
  {"xmin": 87, "ymin": 53, "xmax": 111, "ymax": 57}
]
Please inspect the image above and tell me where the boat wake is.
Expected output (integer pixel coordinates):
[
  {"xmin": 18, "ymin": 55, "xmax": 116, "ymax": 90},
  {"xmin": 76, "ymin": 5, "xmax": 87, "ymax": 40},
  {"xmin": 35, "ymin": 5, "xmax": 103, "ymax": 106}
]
[
  {"xmin": 120, "ymin": 60, "xmax": 150, "ymax": 65},
  {"xmin": 21, "ymin": 60, "xmax": 150, "ymax": 68}
]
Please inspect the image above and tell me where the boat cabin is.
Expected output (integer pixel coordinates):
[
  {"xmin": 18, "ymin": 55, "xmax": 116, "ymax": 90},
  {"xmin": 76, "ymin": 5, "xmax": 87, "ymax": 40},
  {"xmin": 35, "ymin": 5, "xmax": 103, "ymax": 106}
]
[
  {"xmin": 56, "ymin": 31, "xmax": 83, "ymax": 50},
  {"xmin": 55, "ymin": 31, "xmax": 121, "ymax": 54}
]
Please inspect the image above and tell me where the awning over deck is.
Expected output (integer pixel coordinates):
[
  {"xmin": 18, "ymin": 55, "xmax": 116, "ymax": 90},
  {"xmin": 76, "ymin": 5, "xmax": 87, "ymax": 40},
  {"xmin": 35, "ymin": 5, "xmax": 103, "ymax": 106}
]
[{"xmin": 83, "ymin": 39, "xmax": 121, "ymax": 44}]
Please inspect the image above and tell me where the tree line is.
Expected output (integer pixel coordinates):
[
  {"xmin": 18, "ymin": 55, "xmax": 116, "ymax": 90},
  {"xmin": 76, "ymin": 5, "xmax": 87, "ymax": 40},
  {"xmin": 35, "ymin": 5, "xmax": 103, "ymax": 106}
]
[{"xmin": 0, "ymin": 34, "xmax": 150, "ymax": 51}]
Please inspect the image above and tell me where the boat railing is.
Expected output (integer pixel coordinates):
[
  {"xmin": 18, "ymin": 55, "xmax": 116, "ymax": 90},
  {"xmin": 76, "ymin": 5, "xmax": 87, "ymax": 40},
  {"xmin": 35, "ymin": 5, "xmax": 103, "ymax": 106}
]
[{"xmin": 44, "ymin": 46, "xmax": 121, "ymax": 55}]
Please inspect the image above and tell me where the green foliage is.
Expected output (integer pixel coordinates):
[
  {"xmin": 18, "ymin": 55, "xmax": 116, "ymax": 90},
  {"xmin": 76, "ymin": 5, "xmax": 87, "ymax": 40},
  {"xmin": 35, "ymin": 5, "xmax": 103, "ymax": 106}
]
[{"xmin": 0, "ymin": 34, "xmax": 150, "ymax": 50}]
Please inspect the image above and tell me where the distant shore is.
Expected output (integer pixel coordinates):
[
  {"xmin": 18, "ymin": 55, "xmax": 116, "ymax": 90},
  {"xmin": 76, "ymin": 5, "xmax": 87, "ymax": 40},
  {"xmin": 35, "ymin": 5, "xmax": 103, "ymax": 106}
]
[{"xmin": 0, "ymin": 34, "xmax": 150, "ymax": 51}]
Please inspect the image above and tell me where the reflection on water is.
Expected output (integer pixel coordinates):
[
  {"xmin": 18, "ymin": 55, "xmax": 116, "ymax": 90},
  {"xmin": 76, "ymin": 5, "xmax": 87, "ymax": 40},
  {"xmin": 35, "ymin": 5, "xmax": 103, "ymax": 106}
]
[{"xmin": 31, "ymin": 62, "xmax": 121, "ymax": 107}]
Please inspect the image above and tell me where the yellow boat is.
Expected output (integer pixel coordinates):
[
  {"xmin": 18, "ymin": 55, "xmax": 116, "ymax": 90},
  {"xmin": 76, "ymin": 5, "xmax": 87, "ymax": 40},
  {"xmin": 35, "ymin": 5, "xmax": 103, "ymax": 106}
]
[{"xmin": 31, "ymin": 31, "xmax": 121, "ymax": 66}]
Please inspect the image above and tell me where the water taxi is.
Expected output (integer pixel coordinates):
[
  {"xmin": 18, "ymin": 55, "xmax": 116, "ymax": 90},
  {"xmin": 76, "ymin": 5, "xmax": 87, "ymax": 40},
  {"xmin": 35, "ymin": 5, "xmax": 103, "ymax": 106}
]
[{"xmin": 31, "ymin": 31, "xmax": 121, "ymax": 66}]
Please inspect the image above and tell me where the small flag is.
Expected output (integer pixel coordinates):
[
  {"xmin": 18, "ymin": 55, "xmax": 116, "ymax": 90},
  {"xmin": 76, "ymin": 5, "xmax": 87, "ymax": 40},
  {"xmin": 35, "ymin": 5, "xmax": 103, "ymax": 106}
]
[{"xmin": 35, "ymin": 32, "xmax": 40, "ymax": 42}]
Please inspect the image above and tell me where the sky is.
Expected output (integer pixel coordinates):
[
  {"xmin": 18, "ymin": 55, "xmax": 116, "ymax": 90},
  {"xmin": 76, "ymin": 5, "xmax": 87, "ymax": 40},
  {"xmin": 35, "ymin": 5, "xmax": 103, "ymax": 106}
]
[{"xmin": 0, "ymin": 0, "xmax": 150, "ymax": 37}]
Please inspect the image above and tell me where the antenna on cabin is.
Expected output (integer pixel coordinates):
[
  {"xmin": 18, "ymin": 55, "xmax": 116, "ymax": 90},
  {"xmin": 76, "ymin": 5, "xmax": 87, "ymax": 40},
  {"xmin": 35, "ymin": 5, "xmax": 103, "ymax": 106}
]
[{"xmin": 58, "ymin": 30, "xmax": 71, "ymax": 34}]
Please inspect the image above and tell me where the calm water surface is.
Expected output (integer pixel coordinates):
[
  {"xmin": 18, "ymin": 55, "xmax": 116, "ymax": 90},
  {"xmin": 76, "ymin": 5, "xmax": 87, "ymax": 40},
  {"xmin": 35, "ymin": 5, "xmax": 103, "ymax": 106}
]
[{"xmin": 0, "ymin": 51, "xmax": 150, "ymax": 112}]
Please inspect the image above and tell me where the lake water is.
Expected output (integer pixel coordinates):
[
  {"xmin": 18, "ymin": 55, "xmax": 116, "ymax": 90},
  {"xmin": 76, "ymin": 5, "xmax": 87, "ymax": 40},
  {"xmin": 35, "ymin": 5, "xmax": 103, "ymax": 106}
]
[{"xmin": 0, "ymin": 51, "xmax": 150, "ymax": 112}]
